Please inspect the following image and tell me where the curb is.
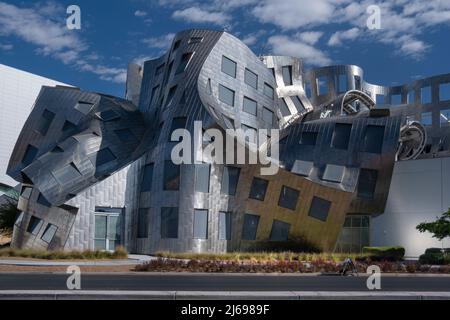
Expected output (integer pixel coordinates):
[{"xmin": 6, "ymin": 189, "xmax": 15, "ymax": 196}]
[{"xmin": 1, "ymin": 291, "xmax": 450, "ymax": 300}]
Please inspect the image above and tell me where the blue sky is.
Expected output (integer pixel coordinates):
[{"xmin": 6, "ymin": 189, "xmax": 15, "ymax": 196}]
[{"xmin": 1, "ymin": 0, "xmax": 449, "ymax": 98}]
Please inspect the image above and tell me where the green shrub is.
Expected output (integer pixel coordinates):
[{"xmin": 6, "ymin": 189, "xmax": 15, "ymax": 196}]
[
  {"xmin": 0, "ymin": 247, "xmax": 128, "ymax": 260},
  {"xmin": 425, "ymin": 248, "xmax": 450, "ymax": 255},
  {"xmin": 362, "ymin": 246, "xmax": 405, "ymax": 261}
]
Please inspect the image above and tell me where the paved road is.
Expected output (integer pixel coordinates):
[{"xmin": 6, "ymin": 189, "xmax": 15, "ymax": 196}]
[{"xmin": 1, "ymin": 273, "xmax": 450, "ymax": 292}]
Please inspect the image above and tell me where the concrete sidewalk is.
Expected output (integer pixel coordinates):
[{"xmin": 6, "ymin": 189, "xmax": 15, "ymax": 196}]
[
  {"xmin": 1, "ymin": 290, "xmax": 450, "ymax": 300},
  {"xmin": 0, "ymin": 254, "xmax": 154, "ymax": 266}
]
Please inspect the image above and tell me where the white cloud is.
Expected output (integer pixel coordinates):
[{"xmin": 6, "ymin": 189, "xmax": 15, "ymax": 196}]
[
  {"xmin": 172, "ymin": 7, "xmax": 230, "ymax": 25},
  {"xmin": 328, "ymin": 28, "xmax": 360, "ymax": 46},
  {"xmin": 142, "ymin": 33, "xmax": 175, "ymax": 50},
  {"xmin": 297, "ymin": 31, "xmax": 323, "ymax": 45},
  {"xmin": 252, "ymin": 0, "xmax": 337, "ymax": 30},
  {"xmin": 267, "ymin": 34, "xmax": 332, "ymax": 66},
  {"xmin": 0, "ymin": 1, "xmax": 127, "ymax": 83},
  {"xmin": 0, "ymin": 43, "xmax": 13, "ymax": 50},
  {"xmin": 134, "ymin": 10, "xmax": 148, "ymax": 17}
]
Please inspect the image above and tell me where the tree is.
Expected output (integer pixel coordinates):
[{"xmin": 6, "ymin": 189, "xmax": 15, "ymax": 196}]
[
  {"xmin": 417, "ymin": 209, "xmax": 450, "ymax": 241},
  {"xmin": 0, "ymin": 198, "xmax": 19, "ymax": 232}
]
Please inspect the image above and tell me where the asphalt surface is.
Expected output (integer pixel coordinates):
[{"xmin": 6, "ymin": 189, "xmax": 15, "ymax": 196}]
[{"xmin": 0, "ymin": 273, "xmax": 450, "ymax": 292}]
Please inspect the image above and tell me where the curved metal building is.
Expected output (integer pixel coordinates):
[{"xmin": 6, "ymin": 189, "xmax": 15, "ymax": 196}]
[{"xmin": 6, "ymin": 29, "xmax": 450, "ymax": 254}]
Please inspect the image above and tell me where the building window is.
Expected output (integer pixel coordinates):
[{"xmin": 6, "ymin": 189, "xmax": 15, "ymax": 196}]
[
  {"xmin": 22, "ymin": 145, "xmax": 38, "ymax": 166},
  {"xmin": 440, "ymin": 109, "xmax": 450, "ymax": 127},
  {"xmin": 222, "ymin": 115, "xmax": 235, "ymax": 129},
  {"xmin": 155, "ymin": 63, "xmax": 165, "ymax": 76},
  {"xmin": 242, "ymin": 214, "xmax": 260, "ymax": 240},
  {"xmin": 52, "ymin": 162, "xmax": 82, "ymax": 185},
  {"xmin": 95, "ymin": 148, "xmax": 117, "ymax": 166},
  {"xmin": 114, "ymin": 128, "xmax": 137, "ymax": 143},
  {"xmin": 262, "ymin": 107, "xmax": 275, "ymax": 125},
  {"xmin": 141, "ymin": 163, "xmax": 154, "ymax": 192},
  {"xmin": 137, "ymin": 209, "xmax": 149, "ymax": 238},
  {"xmin": 439, "ymin": 82, "xmax": 450, "ymax": 102},
  {"xmin": 161, "ymin": 207, "xmax": 179, "ymax": 239},
  {"xmin": 241, "ymin": 124, "xmax": 257, "ymax": 144},
  {"xmin": 150, "ymin": 85, "xmax": 160, "ymax": 104},
  {"xmin": 189, "ymin": 36, "xmax": 203, "ymax": 44},
  {"xmin": 291, "ymin": 96, "xmax": 305, "ymax": 112},
  {"xmin": 244, "ymin": 68, "xmax": 258, "ymax": 89},
  {"xmin": 408, "ymin": 91, "xmax": 415, "ymax": 104},
  {"xmin": 317, "ymin": 76, "xmax": 329, "ymax": 95},
  {"xmin": 218, "ymin": 84, "xmax": 235, "ymax": 107},
  {"xmin": 335, "ymin": 215, "xmax": 370, "ymax": 253},
  {"xmin": 322, "ymin": 164, "xmax": 345, "ymax": 183},
  {"xmin": 166, "ymin": 85, "xmax": 178, "ymax": 107},
  {"xmin": 354, "ymin": 76, "xmax": 361, "ymax": 90},
  {"xmin": 421, "ymin": 86, "xmax": 432, "ymax": 104},
  {"xmin": 249, "ymin": 177, "xmax": 269, "ymax": 201},
  {"xmin": 291, "ymin": 160, "xmax": 313, "ymax": 177},
  {"xmin": 194, "ymin": 164, "xmax": 210, "ymax": 193},
  {"xmin": 41, "ymin": 224, "xmax": 58, "ymax": 243},
  {"xmin": 27, "ymin": 216, "xmax": 43, "ymax": 235},
  {"xmin": 280, "ymin": 98, "xmax": 291, "ymax": 117},
  {"xmin": 175, "ymin": 52, "xmax": 194, "ymax": 74},
  {"xmin": 363, "ymin": 125, "xmax": 385, "ymax": 154},
  {"xmin": 300, "ymin": 132, "xmax": 318, "ymax": 146},
  {"xmin": 221, "ymin": 166, "xmax": 240, "ymax": 196},
  {"xmin": 376, "ymin": 94, "xmax": 385, "ymax": 105},
  {"xmin": 193, "ymin": 209, "xmax": 208, "ymax": 239},
  {"xmin": 304, "ymin": 81, "xmax": 312, "ymax": 98},
  {"xmin": 21, "ymin": 186, "xmax": 32, "ymax": 199},
  {"xmin": 278, "ymin": 186, "xmax": 300, "ymax": 211},
  {"xmin": 164, "ymin": 161, "xmax": 180, "ymax": 191},
  {"xmin": 270, "ymin": 220, "xmax": 290, "ymax": 241},
  {"xmin": 169, "ymin": 117, "xmax": 187, "ymax": 141},
  {"xmin": 96, "ymin": 110, "xmax": 120, "ymax": 121},
  {"xmin": 421, "ymin": 112, "xmax": 432, "ymax": 126},
  {"xmin": 308, "ymin": 197, "xmax": 331, "ymax": 222},
  {"xmin": 37, "ymin": 109, "xmax": 55, "ymax": 136},
  {"xmin": 338, "ymin": 74, "xmax": 347, "ymax": 93},
  {"xmin": 391, "ymin": 94, "xmax": 402, "ymax": 104},
  {"xmin": 357, "ymin": 169, "xmax": 378, "ymax": 199},
  {"xmin": 219, "ymin": 211, "xmax": 232, "ymax": 240},
  {"xmin": 264, "ymin": 83, "xmax": 274, "ymax": 99},
  {"xmin": 282, "ymin": 66, "xmax": 293, "ymax": 86},
  {"xmin": 15, "ymin": 212, "xmax": 24, "ymax": 228},
  {"xmin": 221, "ymin": 55, "xmax": 237, "ymax": 78},
  {"xmin": 75, "ymin": 101, "xmax": 94, "ymax": 114},
  {"xmin": 37, "ymin": 194, "xmax": 51, "ymax": 207},
  {"xmin": 243, "ymin": 96, "xmax": 257, "ymax": 116},
  {"xmin": 62, "ymin": 120, "xmax": 76, "ymax": 132},
  {"xmin": 331, "ymin": 123, "xmax": 352, "ymax": 150},
  {"xmin": 173, "ymin": 40, "xmax": 181, "ymax": 51}
]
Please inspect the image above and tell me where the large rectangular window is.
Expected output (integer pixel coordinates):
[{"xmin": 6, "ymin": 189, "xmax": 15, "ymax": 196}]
[
  {"xmin": 169, "ymin": 117, "xmax": 187, "ymax": 141},
  {"xmin": 138, "ymin": 208, "xmax": 149, "ymax": 238},
  {"xmin": 164, "ymin": 161, "xmax": 180, "ymax": 191},
  {"xmin": 95, "ymin": 148, "xmax": 117, "ymax": 166},
  {"xmin": 270, "ymin": 220, "xmax": 290, "ymax": 241},
  {"xmin": 421, "ymin": 112, "xmax": 432, "ymax": 126},
  {"xmin": 338, "ymin": 74, "xmax": 347, "ymax": 93},
  {"xmin": 166, "ymin": 85, "xmax": 178, "ymax": 107},
  {"xmin": 440, "ymin": 82, "xmax": 450, "ymax": 102},
  {"xmin": 244, "ymin": 68, "xmax": 258, "ymax": 89},
  {"xmin": 161, "ymin": 207, "xmax": 179, "ymax": 239},
  {"xmin": 175, "ymin": 52, "xmax": 194, "ymax": 74},
  {"xmin": 221, "ymin": 56, "xmax": 237, "ymax": 78},
  {"xmin": 440, "ymin": 109, "xmax": 450, "ymax": 127},
  {"xmin": 300, "ymin": 132, "xmax": 318, "ymax": 146},
  {"xmin": 243, "ymin": 96, "xmax": 257, "ymax": 116},
  {"xmin": 291, "ymin": 96, "xmax": 305, "ymax": 112},
  {"xmin": 22, "ymin": 145, "xmax": 38, "ymax": 166},
  {"xmin": 37, "ymin": 109, "xmax": 55, "ymax": 136},
  {"xmin": 363, "ymin": 125, "xmax": 385, "ymax": 154},
  {"xmin": 221, "ymin": 166, "xmax": 240, "ymax": 196},
  {"xmin": 218, "ymin": 84, "xmax": 235, "ymax": 107},
  {"xmin": 193, "ymin": 209, "xmax": 208, "ymax": 239},
  {"xmin": 282, "ymin": 66, "xmax": 293, "ymax": 86},
  {"xmin": 141, "ymin": 163, "xmax": 154, "ymax": 192},
  {"xmin": 194, "ymin": 164, "xmax": 210, "ymax": 193},
  {"xmin": 219, "ymin": 211, "xmax": 231, "ymax": 240},
  {"xmin": 242, "ymin": 124, "xmax": 257, "ymax": 144},
  {"xmin": 308, "ymin": 197, "xmax": 331, "ymax": 222},
  {"xmin": 278, "ymin": 186, "xmax": 300, "ymax": 211},
  {"xmin": 242, "ymin": 214, "xmax": 260, "ymax": 240},
  {"xmin": 262, "ymin": 107, "xmax": 275, "ymax": 125},
  {"xmin": 331, "ymin": 123, "xmax": 352, "ymax": 150},
  {"xmin": 421, "ymin": 86, "xmax": 432, "ymax": 104},
  {"xmin": 317, "ymin": 76, "xmax": 329, "ymax": 95},
  {"xmin": 41, "ymin": 224, "xmax": 58, "ymax": 243},
  {"xmin": 280, "ymin": 98, "xmax": 291, "ymax": 117},
  {"xmin": 264, "ymin": 83, "xmax": 274, "ymax": 99},
  {"xmin": 27, "ymin": 216, "xmax": 43, "ymax": 235},
  {"xmin": 249, "ymin": 177, "xmax": 269, "ymax": 201},
  {"xmin": 357, "ymin": 169, "xmax": 378, "ymax": 199}
]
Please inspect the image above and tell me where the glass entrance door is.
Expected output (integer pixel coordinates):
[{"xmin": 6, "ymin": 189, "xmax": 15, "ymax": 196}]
[{"xmin": 94, "ymin": 208, "xmax": 123, "ymax": 251}]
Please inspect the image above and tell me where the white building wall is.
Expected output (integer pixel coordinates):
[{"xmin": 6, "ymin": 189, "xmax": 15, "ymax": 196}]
[
  {"xmin": 0, "ymin": 64, "xmax": 68, "ymax": 188},
  {"xmin": 372, "ymin": 158, "xmax": 450, "ymax": 258}
]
